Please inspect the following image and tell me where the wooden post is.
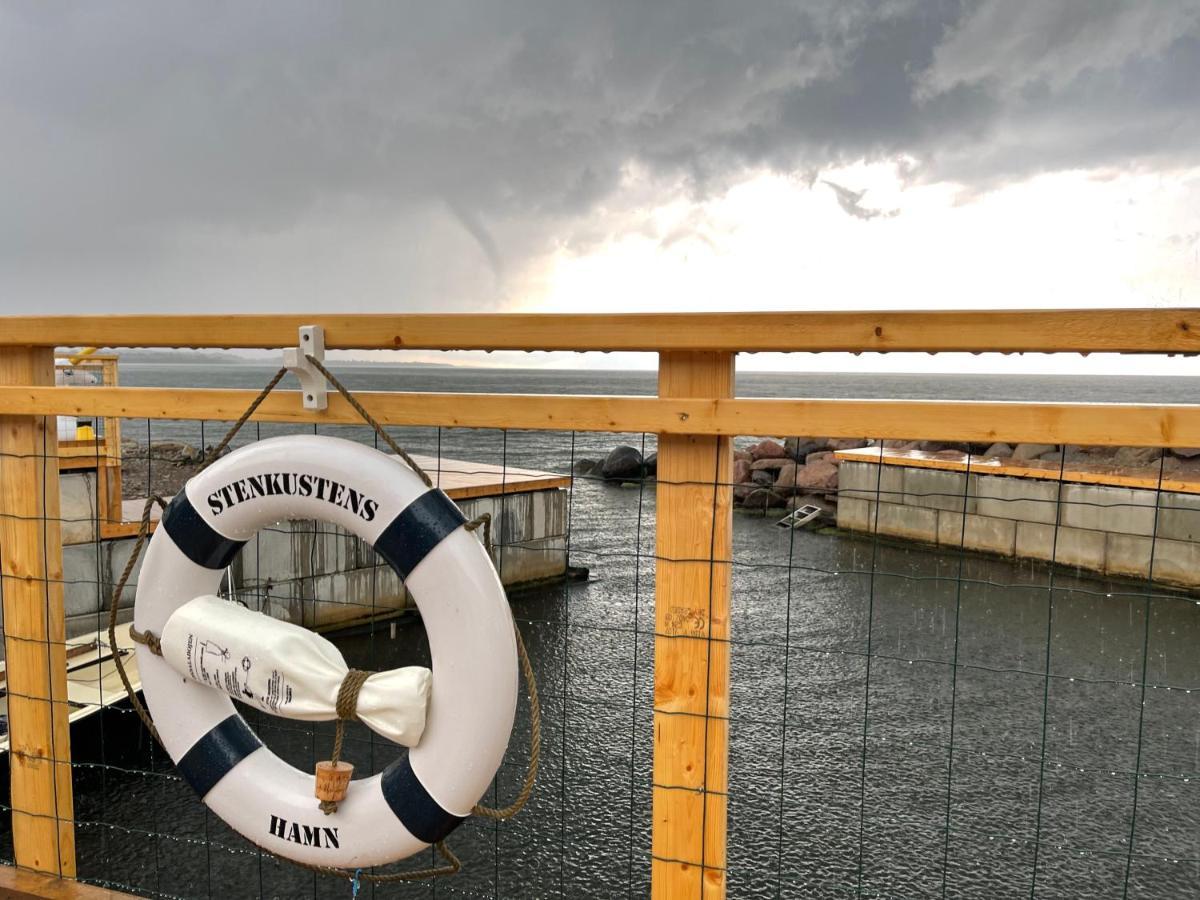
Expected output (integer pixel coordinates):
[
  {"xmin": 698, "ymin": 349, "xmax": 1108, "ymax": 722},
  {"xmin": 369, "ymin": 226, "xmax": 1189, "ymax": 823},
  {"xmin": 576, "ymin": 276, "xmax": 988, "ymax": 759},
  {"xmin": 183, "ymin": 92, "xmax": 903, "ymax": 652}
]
[
  {"xmin": 653, "ymin": 351, "xmax": 734, "ymax": 898},
  {"xmin": 0, "ymin": 346, "xmax": 76, "ymax": 876}
]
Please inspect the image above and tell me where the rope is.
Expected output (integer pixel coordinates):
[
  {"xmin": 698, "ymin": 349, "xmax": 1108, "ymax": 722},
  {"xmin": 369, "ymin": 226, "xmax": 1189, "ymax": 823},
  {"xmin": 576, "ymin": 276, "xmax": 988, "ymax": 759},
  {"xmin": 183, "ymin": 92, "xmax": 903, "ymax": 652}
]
[
  {"xmin": 319, "ymin": 668, "xmax": 373, "ymax": 815},
  {"xmin": 473, "ymin": 624, "xmax": 540, "ymax": 821},
  {"xmin": 103, "ymin": 362, "xmax": 541, "ymax": 885},
  {"xmin": 107, "ymin": 493, "xmax": 168, "ymax": 744},
  {"xmin": 205, "ymin": 366, "xmax": 289, "ymax": 463},
  {"xmin": 303, "ymin": 354, "xmax": 433, "ymax": 489},
  {"xmin": 110, "ymin": 368, "xmax": 290, "ymax": 743},
  {"xmin": 335, "ymin": 669, "xmax": 372, "ymax": 724},
  {"xmin": 463, "ymin": 511, "xmax": 492, "ymax": 554},
  {"xmin": 129, "ymin": 623, "xmax": 162, "ymax": 656}
]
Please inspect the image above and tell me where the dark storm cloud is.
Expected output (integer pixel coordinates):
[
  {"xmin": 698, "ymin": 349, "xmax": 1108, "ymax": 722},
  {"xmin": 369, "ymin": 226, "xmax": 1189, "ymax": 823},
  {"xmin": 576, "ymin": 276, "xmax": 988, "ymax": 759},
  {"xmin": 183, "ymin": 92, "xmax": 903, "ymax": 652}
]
[{"xmin": 1, "ymin": 0, "xmax": 1197, "ymax": 309}]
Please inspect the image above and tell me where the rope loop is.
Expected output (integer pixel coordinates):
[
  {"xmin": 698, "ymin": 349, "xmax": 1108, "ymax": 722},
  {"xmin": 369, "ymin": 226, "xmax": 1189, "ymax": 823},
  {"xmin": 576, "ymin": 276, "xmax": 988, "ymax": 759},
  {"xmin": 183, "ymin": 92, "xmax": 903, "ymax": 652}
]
[
  {"xmin": 336, "ymin": 668, "xmax": 372, "ymax": 723},
  {"xmin": 129, "ymin": 626, "xmax": 162, "ymax": 656},
  {"xmin": 463, "ymin": 512, "xmax": 494, "ymax": 557}
]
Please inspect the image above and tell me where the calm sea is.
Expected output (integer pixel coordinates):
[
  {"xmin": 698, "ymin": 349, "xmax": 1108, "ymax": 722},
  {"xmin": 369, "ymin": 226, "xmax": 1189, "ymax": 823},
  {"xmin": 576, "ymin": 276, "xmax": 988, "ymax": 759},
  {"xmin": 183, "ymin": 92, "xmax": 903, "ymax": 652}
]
[{"xmin": 44, "ymin": 366, "xmax": 1200, "ymax": 897}]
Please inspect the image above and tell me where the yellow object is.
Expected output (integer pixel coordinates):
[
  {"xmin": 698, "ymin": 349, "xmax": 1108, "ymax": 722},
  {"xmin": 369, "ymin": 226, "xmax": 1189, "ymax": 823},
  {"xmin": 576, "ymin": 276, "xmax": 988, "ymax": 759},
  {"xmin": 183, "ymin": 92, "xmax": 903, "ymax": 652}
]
[
  {"xmin": 75, "ymin": 423, "xmax": 95, "ymax": 441},
  {"xmin": 67, "ymin": 346, "xmax": 98, "ymax": 365}
]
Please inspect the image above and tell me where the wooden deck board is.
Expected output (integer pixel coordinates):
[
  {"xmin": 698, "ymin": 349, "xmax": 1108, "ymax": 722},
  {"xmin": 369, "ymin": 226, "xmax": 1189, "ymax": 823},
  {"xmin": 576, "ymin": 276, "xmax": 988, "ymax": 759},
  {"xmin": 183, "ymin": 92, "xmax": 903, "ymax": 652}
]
[
  {"xmin": 0, "ymin": 866, "xmax": 141, "ymax": 899},
  {"xmin": 413, "ymin": 454, "xmax": 571, "ymax": 499},
  {"xmin": 835, "ymin": 447, "xmax": 1200, "ymax": 494}
]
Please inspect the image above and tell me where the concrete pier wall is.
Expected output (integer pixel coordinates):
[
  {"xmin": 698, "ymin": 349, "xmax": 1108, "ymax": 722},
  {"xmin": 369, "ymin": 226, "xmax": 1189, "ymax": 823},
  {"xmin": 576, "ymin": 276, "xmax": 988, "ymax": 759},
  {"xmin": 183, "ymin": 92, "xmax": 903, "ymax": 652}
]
[
  {"xmin": 837, "ymin": 460, "xmax": 1200, "ymax": 588},
  {"xmin": 53, "ymin": 486, "xmax": 567, "ymax": 643}
]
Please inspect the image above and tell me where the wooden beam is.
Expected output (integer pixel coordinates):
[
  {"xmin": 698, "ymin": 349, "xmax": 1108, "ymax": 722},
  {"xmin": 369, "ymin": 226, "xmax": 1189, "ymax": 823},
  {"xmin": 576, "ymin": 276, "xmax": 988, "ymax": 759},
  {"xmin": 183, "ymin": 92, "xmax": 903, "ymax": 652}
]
[
  {"xmin": 1, "ymin": 308, "xmax": 1199, "ymax": 353},
  {"xmin": 652, "ymin": 352, "xmax": 734, "ymax": 899},
  {"xmin": 0, "ymin": 348, "xmax": 76, "ymax": 877},
  {"xmin": 2, "ymin": 385, "xmax": 1199, "ymax": 447},
  {"xmin": 0, "ymin": 866, "xmax": 139, "ymax": 899}
]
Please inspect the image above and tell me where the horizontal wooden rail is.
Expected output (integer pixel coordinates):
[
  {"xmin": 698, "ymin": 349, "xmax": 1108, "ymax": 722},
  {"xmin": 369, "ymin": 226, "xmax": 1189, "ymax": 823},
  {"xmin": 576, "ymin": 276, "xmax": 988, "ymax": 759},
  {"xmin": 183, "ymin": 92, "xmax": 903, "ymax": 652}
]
[
  {"xmin": 1, "ymin": 309, "xmax": 1199, "ymax": 353},
  {"xmin": 0, "ymin": 865, "xmax": 139, "ymax": 899},
  {"xmin": 1, "ymin": 386, "xmax": 1198, "ymax": 447}
]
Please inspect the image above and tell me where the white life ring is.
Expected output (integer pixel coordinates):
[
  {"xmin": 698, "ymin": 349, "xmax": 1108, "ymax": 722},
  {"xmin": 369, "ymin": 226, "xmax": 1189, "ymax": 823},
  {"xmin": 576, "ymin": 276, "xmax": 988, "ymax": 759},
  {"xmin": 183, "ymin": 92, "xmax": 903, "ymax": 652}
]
[{"xmin": 134, "ymin": 434, "xmax": 518, "ymax": 868}]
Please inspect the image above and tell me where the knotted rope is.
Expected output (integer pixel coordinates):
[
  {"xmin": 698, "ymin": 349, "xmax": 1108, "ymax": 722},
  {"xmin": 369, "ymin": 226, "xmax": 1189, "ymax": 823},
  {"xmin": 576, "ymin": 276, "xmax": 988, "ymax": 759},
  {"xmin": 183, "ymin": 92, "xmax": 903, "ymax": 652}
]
[
  {"xmin": 318, "ymin": 668, "xmax": 373, "ymax": 815},
  {"xmin": 107, "ymin": 361, "xmax": 541, "ymax": 886}
]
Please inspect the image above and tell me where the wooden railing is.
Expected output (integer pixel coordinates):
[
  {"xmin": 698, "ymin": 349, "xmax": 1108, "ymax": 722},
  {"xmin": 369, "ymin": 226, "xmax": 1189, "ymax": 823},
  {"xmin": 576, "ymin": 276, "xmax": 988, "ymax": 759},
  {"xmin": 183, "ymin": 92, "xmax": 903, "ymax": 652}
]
[
  {"xmin": 1, "ymin": 309, "xmax": 1198, "ymax": 899},
  {"xmin": 53, "ymin": 355, "xmax": 127, "ymax": 541}
]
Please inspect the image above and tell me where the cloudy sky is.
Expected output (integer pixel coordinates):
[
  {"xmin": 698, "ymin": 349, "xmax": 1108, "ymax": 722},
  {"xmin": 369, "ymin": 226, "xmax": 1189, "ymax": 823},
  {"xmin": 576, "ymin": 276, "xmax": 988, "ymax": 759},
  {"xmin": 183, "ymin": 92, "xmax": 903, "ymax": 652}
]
[{"xmin": 2, "ymin": 1, "xmax": 1199, "ymax": 370}]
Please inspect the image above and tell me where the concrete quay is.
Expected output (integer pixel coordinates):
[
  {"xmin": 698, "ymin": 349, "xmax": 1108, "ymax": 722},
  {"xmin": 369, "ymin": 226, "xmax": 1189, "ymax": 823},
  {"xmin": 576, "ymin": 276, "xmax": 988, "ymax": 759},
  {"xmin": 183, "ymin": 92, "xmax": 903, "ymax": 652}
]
[{"xmin": 836, "ymin": 450, "xmax": 1200, "ymax": 589}]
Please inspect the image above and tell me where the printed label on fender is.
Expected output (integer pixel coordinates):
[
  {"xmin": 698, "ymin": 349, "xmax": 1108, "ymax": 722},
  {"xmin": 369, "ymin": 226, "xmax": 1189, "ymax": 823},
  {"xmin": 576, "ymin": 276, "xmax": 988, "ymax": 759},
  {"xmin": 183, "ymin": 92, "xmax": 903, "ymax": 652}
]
[
  {"xmin": 182, "ymin": 631, "xmax": 294, "ymax": 713},
  {"xmin": 269, "ymin": 815, "xmax": 340, "ymax": 849},
  {"xmin": 206, "ymin": 472, "xmax": 379, "ymax": 521}
]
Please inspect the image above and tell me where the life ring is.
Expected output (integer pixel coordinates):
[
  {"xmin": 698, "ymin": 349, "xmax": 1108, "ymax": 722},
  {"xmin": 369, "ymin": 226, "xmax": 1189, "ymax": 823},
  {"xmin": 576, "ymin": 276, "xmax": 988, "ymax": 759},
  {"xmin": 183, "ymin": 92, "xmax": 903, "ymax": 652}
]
[{"xmin": 133, "ymin": 434, "xmax": 518, "ymax": 868}]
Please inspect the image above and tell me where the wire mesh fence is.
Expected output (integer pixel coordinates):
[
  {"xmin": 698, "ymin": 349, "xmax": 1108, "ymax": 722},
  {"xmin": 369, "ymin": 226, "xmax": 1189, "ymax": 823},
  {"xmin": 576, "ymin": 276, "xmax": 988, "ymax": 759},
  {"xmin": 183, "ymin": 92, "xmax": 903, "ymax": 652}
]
[{"xmin": 2, "ymin": 380, "xmax": 1200, "ymax": 898}]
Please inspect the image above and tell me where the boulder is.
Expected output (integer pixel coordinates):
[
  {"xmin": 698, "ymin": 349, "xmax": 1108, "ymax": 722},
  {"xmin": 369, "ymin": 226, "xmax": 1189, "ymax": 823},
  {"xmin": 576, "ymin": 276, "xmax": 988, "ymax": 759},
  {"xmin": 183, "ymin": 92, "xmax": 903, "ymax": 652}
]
[
  {"xmin": 1011, "ymin": 443, "xmax": 1057, "ymax": 461},
  {"xmin": 1173, "ymin": 459, "xmax": 1200, "ymax": 480},
  {"xmin": 733, "ymin": 459, "xmax": 752, "ymax": 484},
  {"xmin": 750, "ymin": 439, "xmax": 788, "ymax": 461},
  {"xmin": 827, "ymin": 438, "xmax": 869, "ymax": 451},
  {"xmin": 751, "ymin": 469, "xmax": 774, "ymax": 487},
  {"xmin": 1086, "ymin": 447, "xmax": 1121, "ymax": 463},
  {"xmin": 734, "ymin": 449, "xmax": 753, "ymax": 463},
  {"xmin": 924, "ymin": 440, "xmax": 977, "ymax": 454},
  {"xmin": 573, "ymin": 458, "xmax": 599, "ymax": 477},
  {"xmin": 643, "ymin": 452, "xmax": 657, "ymax": 477},
  {"xmin": 784, "ymin": 437, "xmax": 826, "ymax": 461},
  {"xmin": 882, "ymin": 439, "xmax": 922, "ymax": 451},
  {"xmin": 750, "ymin": 457, "xmax": 791, "ymax": 471},
  {"xmin": 150, "ymin": 440, "xmax": 201, "ymax": 465},
  {"xmin": 774, "ymin": 462, "xmax": 799, "ymax": 492},
  {"xmin": 741, "ymin": 488, "xmax": 788, "ymax": 511},
  {"xmin": 1114, "ymin": 447, "xmax": 1163, "ymax": 468},
  {"xmin": 601, "ymin": 445, "xmax": 644, "ymax": 481},
  {"xmin": 805, "ymin": 450, "xmax": 837, "ymax": 467},
  {"xmin": 1039, "ymin": 447, "xmax": 1093, "ymax": 465},
  {"xmin": 795, "ymin": 460, "xmax": 839, "ymax": 493},
  {"xmin": 1172, "ymin": 447, "xmax": 1200, "ymax": 459},
  {"xmin": 983, "ymin": 442, "xmax": 1013, "ymax": 458}
]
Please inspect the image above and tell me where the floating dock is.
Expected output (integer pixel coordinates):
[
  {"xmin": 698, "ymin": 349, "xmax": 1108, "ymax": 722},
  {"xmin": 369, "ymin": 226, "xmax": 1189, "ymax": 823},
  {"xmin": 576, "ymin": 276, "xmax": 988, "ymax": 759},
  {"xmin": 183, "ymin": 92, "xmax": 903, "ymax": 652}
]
[{"xmin": 56, "ymin": 453, "xmax": 570, "ymax": 639}]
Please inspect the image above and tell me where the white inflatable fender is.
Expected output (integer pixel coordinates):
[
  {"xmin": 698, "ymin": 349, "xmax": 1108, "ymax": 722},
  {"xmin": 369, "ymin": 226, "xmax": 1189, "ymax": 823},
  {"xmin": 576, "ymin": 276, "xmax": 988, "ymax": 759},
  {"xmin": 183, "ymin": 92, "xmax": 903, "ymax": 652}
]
[{"xmin": 134, "ymin": 434, "xmax": 518, "ymax": 868}]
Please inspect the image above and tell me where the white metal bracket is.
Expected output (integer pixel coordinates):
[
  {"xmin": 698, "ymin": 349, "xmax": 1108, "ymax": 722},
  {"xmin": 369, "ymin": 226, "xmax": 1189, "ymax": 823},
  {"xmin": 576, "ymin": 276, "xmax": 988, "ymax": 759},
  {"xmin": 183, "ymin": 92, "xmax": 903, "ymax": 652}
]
[{"xmin": 282, "ymin": 325, "xmax": 328, "ymax": 410}]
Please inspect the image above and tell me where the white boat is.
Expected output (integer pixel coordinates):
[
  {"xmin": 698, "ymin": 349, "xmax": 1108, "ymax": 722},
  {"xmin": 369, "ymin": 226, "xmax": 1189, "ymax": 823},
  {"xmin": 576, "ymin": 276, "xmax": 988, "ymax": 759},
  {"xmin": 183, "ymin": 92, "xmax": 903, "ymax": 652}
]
[{"xmin": 0, "ymin": 623, "xmax": 141, "ymax": 754}]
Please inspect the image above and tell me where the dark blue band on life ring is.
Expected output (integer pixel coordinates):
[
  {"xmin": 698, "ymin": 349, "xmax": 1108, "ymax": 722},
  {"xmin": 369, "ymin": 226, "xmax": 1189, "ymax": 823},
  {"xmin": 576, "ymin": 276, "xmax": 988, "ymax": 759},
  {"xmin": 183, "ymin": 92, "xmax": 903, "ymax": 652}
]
[
  {"xmin": 162, "ymin": 493, "xmax": 246, "ymax": 570},
  {"xmin": 380, "ymin": 755, "xmax": 465, "ymax": 844},
  {"xmin": 177, "ymin": 715, "xmax": 263, "ymax": 799},
  {"xmin": 373, "ymin": 489, "xmax": 466, "ymax": 579}
]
